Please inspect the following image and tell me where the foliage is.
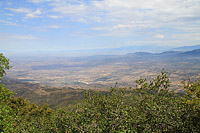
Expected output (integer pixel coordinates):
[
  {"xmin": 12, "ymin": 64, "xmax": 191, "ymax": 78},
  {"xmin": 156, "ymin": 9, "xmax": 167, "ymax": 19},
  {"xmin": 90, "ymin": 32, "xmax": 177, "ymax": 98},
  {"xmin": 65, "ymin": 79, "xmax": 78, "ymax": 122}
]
[
  {"xmin": 0, "ymin": 54, "xmax": 200, "ymax": 132},
  {"xmin": 54, "ymin": 88, "xmax": 134, "ymax": 132},
  {"xmin": 182, "ymin": 77, "xmax": 200, "ymax": 131},
  {"xmin": 53, "ymin": 71, "xmax": 200, "ymax": 132},
  {"xmin": 0, "ymin": 85, "xmax": 55, "ymax": 132},
  {"xmin": 0, "ymin": 53, "xmax": 11, "ymax": 81},
  {"xmin": 0, "ymin": 54, "xmax": 13, "ymax": 132},
  {"xmin": 0, "ymin": 84, "xmax": 15, "ymax": 132}
]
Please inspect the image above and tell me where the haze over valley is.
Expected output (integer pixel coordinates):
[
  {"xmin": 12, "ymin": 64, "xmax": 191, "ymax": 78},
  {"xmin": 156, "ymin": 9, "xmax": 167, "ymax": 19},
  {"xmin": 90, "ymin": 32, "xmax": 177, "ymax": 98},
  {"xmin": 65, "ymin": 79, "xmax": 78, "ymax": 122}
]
[{"xmin": 3, "ymin": 47, "xmax": 200, "ymax": 93}]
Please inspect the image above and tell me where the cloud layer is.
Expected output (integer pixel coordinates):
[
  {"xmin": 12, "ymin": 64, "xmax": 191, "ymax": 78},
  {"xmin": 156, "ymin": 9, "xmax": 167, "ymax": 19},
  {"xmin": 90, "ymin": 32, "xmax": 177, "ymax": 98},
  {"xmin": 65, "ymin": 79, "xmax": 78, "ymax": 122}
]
[
  {"xmin": 0, "ymin": 0, "xmax": 200, "ymax": 51},
  {"xmin": 27, "ymin": 0, "xmax": 200, "ymax": 36}
]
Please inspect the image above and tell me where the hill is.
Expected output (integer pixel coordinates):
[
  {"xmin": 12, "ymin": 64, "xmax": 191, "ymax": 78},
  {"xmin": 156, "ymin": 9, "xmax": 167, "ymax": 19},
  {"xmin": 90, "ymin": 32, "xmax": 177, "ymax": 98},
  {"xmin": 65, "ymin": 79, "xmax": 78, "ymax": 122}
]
[
  {"xmin": 2, "ymin": 78, "xmax": 86, "ymax": 109},
  {"xmin": 180, "ymin": 49, "xmax": 200, "ymax": 56}
]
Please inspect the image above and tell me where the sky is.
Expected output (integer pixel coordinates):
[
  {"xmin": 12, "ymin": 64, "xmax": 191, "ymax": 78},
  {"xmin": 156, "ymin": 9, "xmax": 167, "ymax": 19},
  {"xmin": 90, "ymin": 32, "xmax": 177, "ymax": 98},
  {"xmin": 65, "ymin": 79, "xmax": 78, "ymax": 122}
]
[{"xmin": 0, "ymin": 0, "xmax": 200, "ymax": 52}]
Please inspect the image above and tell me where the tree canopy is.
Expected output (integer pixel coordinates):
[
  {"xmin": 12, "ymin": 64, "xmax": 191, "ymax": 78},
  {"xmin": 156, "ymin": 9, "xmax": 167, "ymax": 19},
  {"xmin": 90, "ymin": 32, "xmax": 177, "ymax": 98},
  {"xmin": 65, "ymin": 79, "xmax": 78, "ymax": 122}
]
[{"xmin": 0, "ymin": 53, "xmax": 11, "ymax": 81}]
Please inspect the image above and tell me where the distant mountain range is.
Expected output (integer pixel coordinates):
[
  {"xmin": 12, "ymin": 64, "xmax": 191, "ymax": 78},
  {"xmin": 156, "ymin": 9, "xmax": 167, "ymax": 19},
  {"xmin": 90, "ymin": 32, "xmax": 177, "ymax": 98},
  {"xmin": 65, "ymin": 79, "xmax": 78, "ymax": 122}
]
[
  {"xmin": 70, "ymin": 49, "xmax": 200, "ymax": 67},
  {"xmin": 127, "ymin": 49, "xmax": 200, "ymax": 57},
  {"xmin": 3, "ymin": 44, "xmax": 200, "ymax": 57},
  {"xmin": 179, "ymin": 49, "xmax": 200, "ymax": 56},
  {"xmin": 81, "ymin": 45, "xmax": 171, "ymax": 53},
  {"xmin": 171, "ymin": 45, "xmax": 200, "ymax": 51},
  {"xmin": 55, "ymin": 45, "xmax": 172, "ymax": 56}
]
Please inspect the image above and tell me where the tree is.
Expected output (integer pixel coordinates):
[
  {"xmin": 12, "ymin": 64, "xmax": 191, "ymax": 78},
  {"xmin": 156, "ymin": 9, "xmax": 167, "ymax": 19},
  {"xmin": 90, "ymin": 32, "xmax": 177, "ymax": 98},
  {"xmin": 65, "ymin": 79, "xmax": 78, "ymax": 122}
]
[
  {"xmin": 0, "ymin": 53, "xmax": 13, "ymax": 132},
  {"xmin": 0, "ymin": 53, "xmax": 11, "ymax": 81}
]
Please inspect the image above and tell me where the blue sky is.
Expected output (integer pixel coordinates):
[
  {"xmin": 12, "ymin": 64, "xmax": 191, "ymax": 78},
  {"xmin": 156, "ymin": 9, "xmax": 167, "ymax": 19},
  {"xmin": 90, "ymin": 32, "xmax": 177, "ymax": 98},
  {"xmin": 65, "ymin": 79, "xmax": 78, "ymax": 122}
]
[{"xmin": 0, "ymin": 0, "xmax": 200, "ymax": 52}]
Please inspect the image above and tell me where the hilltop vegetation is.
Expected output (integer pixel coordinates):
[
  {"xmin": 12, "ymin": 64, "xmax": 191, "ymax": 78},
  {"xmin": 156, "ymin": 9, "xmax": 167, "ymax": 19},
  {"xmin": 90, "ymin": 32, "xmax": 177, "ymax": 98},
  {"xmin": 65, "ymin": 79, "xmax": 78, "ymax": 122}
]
[
  {"xmin": 1, "ymin": 54, "xmax": 200, "ymax": 132},
  {"xmin": 2, "ymin": 78, "xmax": 86, "ymax": 109}
]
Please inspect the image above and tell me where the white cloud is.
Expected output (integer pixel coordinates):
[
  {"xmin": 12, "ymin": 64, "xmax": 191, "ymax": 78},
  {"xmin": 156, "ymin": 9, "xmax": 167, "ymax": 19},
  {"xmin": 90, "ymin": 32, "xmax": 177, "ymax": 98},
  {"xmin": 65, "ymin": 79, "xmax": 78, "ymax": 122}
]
[
  {"xmin": 0, "ymin": 20, "xmax": 18, "ymax": 26},
  {"xmin": 155, "ymin": 34, "xmax": 165, "ymax": 39},
  {"xmin": 48, "ymin": 25, "xmax": 62, "ymax": 28},
  {"xmin": 5, "ymin": 8, "xmax": 42, "ymax": 19},
  {"xmin": 28, "ymin": 0, "xmax": 53, "ymax": 3},
  {"xmin": 5, "ymin": 0, "xmax": 200, "ymax": 41},
  {"xmin": 113, "ymin": 24, "xmax": 136, "ymax": 30},
  {"xmin": 25, "ymin": 0, "xmax": 200, "ymax": 25},
  {"xmin": 5, "ymin": 13, "xmax": 14, "ymax": 16},
  {"xmin": 36, "ymin": 0, "xmax": 199, "ymax": 33},
  {"xmin": 47, "ymin": 15, "xmax": 63, "ymax": 19},
  {"xmin": 0, "ymin": 33, "xmax": 36, "ymax": 41},
  {"xmin": 92, "ymin": 27, "xmax": 104, "ymax": 31},
  {"xmin": 25, "ymin": 9, "xmax": 42, "ymax": 18},
  {"xmin": 5, "ymin": 7, "xmax": 31, "ymax": 13},
  {"xmin": 51, "ymin": 2, "xmax": 87, "ymax": 15},
  {"xmin": 11, "ymin": 34, "xmax": 36, "ymax": 40}
]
